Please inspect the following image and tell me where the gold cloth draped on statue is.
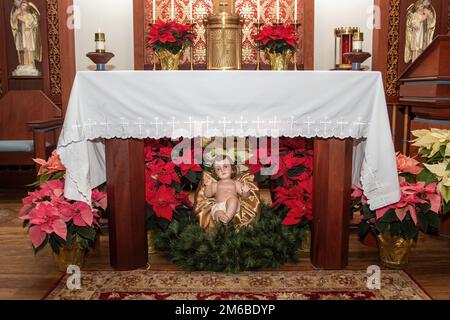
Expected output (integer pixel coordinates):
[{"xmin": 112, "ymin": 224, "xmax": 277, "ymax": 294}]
[{"xmin": 194, "ymin": 171, "xmax": 261, "ymax": 231}]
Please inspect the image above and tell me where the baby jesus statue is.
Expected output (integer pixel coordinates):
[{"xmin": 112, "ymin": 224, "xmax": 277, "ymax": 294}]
[{"xmin": 203, "ymin": 155, "xmax": 251, "ymax": 224}]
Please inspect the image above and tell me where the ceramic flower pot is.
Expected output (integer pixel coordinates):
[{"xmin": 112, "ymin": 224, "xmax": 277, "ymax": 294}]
[
  {"xmin": 265, "ymin": 49, "xmax": 294, "ymax": 71},
  {"xmin": 156, "ymin": 48, "xmax": 184, "ymax": 70},
  {"xmin": 376, "ymin": 232, "xmax": 415, "ymax": 269},
  {"xmin": 53, "ymin": 243, "xmax": 87, "ymax": 272}
]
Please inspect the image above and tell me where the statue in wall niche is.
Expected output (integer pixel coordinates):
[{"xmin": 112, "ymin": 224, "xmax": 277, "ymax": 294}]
[
  {"xmin": 404, "ymin": 0, "xmax": 436, "ymax": 63},
  {"xmin": 10, "ymin": 0, "xmax": 42, "ymax": 76},
  {"xmin": 194, "ymin": 155, "xmax": 261, "ymax": 232}
]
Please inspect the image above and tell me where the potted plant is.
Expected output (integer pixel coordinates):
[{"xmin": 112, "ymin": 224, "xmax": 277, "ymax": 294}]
[
  {"xmin": 20, "ymin": 151, "xmax": 107, "ymax": 272},
  {"xmin": 411, "ymin": 128, "xmax": 450, "ymax": 214},
  {"xmin": 352, "ymin": 153, "xmax": 443, "ymax": 269},
  {"xmin": 147, "ymin": 20, "xmax": 194, "ymax": 70},
  {"xmin": 144, "ymin": 138, "xmax": 202, "ymax": 255},
  {"xmin": 252, "ymin": 24, "xmax": 299, "ymax": 70}
]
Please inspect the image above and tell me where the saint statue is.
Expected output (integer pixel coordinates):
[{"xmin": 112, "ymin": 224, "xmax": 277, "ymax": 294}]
[
  {"xmin": 10, "ymin": 0, "xmax": 42, "ymax": 76},
  {"xmin": 194, "ymin": 155, "xmax": 261, "ymax": 231},
  {"xmin": 404, "ymin": 0, "xmax": 436, "ymax": 64}
]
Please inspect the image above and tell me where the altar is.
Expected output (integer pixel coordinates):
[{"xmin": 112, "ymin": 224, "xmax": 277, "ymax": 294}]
[{"xmin": 57, "ymin": 70, "xmax": 400, "ymax": 271}]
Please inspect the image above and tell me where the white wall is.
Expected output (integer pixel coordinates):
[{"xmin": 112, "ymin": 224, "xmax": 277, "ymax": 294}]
[
  {"xmin": 73, "ymin": 0, "xmax": 134, "ymax": 71},
  {"xmin": 314, "ymin": 0, "xmax": 374, "ymax": 70}
]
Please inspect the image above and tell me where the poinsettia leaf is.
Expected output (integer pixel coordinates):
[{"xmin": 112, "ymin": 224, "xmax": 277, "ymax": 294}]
[
  {"xmin": 390, "ymin": 223, "xmax": 402, "ymax": 237},
  {"xmin": 399, "ymin": 172, "xmax": 416, "ymax": 184},
  {"xmin": 416, "ymin": 168, "xmax": 439, "ymax": 185},
  {"xmin": 417, "ymin": 213, "xmax": 428, "ymax": 232},
  {"xmin": 76, "ymin": 235, "xmax": 89, "ymax": 250},
  {"xmin": 439, "ymin": 145, "xmax": 446, "ymax": 157},
  {"xmin": 442, "ymin": 200, "xmax": 450, "ymax": 215},
  {"xmin": 446, "ymin": 162, "xmax": 450, "ymax": 171},
  {"xmin": 33, "ymin": 235, "xmax": 48, "ymax": 254},
  {"xmin": 49, "ymin": 236, "xmax": 60, "ymax": 254},
  {"xmin": 185, "ymin": 171, "xmax": 199, "ymax": 184},
  {"xmin": 380, "ymin": 209, "xmax": 398, "ymax": 223},
  {"xmin": 402, "ymin": 220, "xmax": 418, "ymax": 239},
  {"xmin": 77, "ymin": 227, "xmax": 96, "ymax": 241},
  {"xmin": 375, "ymin": 220, "xmax": 387, "ymax": 234},
  {"xmin": 358, "ymin": 222, "xmax": 370, "ymax": 238},
  {"xmin": 427, "ymin": 213, "xmax": 441, "ymax": 229}
]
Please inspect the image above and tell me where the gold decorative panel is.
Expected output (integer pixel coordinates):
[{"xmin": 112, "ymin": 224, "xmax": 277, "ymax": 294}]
[
  {"xmin": 386, "ymin": 0, "xmax": 400, "ymax": 97},
  {"xmin": 46, "ymin": 0, "xmax": 62, "ymax": 97},
  {"xmin": 144, "ymin": 0, "xmax": 305, "ymax": 67}
]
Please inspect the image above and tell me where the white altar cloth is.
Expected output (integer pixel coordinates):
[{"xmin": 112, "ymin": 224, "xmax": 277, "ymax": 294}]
[{"xmin": 57, "ymin": 71, "xmax": 400, "ymax": 210}]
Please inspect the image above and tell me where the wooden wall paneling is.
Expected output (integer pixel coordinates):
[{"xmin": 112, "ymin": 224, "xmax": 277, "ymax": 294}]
[
  {"xmin": 0, "ymin": 1, "xmax": 8, "ymax": 98},
  {"xmin": 134, "ymin": 0, "xmax": 145, "ymax": 70},
  {"xmin": 57, "ymin": 0, "xmax": 76, "ymax": 115},
  {"xmin": 372, "ymin": 0, "xmax": 390, "ymax": 95}
]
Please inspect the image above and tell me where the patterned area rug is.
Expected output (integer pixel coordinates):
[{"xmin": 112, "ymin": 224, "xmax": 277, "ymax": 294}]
[{"xmin": 45, "ymin": 270, "xmax": 430, "ymax": 300}]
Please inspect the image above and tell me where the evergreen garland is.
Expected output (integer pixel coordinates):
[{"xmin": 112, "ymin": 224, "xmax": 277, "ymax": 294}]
[{"xmin": 154, "ymin": 205, "xmax": 307, "ymax": 273}]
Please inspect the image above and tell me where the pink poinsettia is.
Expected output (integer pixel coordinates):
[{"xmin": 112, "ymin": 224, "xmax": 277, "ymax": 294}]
[
  {"xmin": 396, "ymin": 153, "xmax": 423, "ymax": 175},
  {"xmin": 60, "ymin": 201, "xmax": 95, "ymax": 227},
  {"xmin": 351, "ymin": 185, "xmax": 368, "ymax": 205},
  {"xmin": 376, "ymin": 181, "xmax": 441, "ymax": 225},
  {"xmin": 33, "ymin": 150, "xmax": 65, "ymax": 176},
  {"xmin": 92, "ymin": 189, "xmax": 107, "ymax": 211},
  {"xmin": 20, "ymin": 202, "xmax": 67, "ymax": 248}
]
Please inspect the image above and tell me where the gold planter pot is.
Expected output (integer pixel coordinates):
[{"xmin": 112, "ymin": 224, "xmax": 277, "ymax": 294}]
[
  {"xmin": 156, "ymin": 48, "xmax": 184, "ymax": 70},
  {"xmin": 265, "ymin": 49, "xmax": 294, "ymax": 71},
  {"xmin": 53, "ymin": 243, "xmax": 87, "ymax": 272},
  {"xmin": 299, "ymin": 228, "xmax": 311, "ymax": 253},
  {"xmin": 376, "ymin": 232, "xmax": 415, "ymax": 269},
  {"xmin": 147, "ymin": 229, "xmax": 156, "ymax": 255}
]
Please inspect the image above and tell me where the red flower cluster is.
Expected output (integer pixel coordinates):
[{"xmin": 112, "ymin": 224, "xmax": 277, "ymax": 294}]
[
  {"xmin": 147, "ymin": 20, "xmax": 194, "ymax": 54},
  {"xmin": 145, "ymin": 139, "xmax": 202, "ymax": 223},
  {"xmin": 253, "ymin": 24, "xmax": 299, "ymax": 53},
  {"xmin": 245, "ymin": 138, "xmax": 314, "ymax": 226}
]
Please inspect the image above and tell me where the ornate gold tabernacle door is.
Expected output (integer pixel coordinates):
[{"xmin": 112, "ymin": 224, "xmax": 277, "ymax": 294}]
[{"xmin": 205, "ymin": 1, "xmax": 243, "ymax": 70}]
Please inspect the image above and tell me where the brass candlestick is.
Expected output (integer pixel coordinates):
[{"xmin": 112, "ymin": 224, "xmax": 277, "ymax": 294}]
[
  {"xmin": 292, "ymin": 22, "xmax": 301, "ymax": 71},
  {"xmin": 253, "ymin": 22, "xmax": 264, "ymax": 70},
  {"xmin": 150, "ymin": 20, "xmax": 157, "ymax": 70},
  {"xmin": 190, "ymin": 22, "xmax": 195, "ymax": 70}
]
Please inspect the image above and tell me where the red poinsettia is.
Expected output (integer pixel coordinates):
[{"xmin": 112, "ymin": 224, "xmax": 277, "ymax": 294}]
[
  {"xmin": 273, "ymin": 183, "xmax": 313, "ymax": 225},
  {"xmin": 253, "ymin": 24, "xmax": 299, "ymax": 54},
  {"xmin": 146, "ymin": 184, "xmax": 181, "ymax": 221},
  {"xmin": 146, "ymin": 159, "xmax": 180, "ymax": 185},
  {"xmin": 147, "ymin": 20, "xmax": 194, "ymax": 54}
]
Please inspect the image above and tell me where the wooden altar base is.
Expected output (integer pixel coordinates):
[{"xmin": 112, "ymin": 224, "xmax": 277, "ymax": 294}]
[{"xmin": 105, "ymin": 138, "xmax": 353, "ymax": 271}]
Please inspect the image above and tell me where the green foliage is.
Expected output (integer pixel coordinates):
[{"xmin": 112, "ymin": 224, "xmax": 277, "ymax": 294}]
[
  {"xmin": 416, "ymin": 168, "xmax": 439, "ymax": 185},
  {"xmin": 154, "ymin": 205, "xmax": 306, "ymax": 273}
]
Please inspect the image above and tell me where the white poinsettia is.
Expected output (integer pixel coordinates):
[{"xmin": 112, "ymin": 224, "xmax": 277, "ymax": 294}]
[
  {"xmin": 424, "ymin": 160, "xmax": 450, "ymax": 203},
  {"xmin": 412, "ymin": 129, "xmax": 450, "ymax": 158}
]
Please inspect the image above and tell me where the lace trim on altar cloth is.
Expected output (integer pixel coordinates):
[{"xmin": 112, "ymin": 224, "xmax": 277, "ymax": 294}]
[{"xmin": 58, "ymin": 116, "xmax": 372, "ymax": 146}]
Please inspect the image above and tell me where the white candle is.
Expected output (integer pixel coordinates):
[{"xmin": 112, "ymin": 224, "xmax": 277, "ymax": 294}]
[
  {"xmin": 294, "ymin": 0, "xmax": 297, "ymax": 23},
  {"xmin": 276, "ymin": 0, "xmax": 279, "ymax": 23},
  {"xmin": 152, "ymin": 0, "xmax": 156, "ymax": 22},
  {"xmin": 257, "ymin": 0, "xmax": 260, "ymax": 24},
  {"xmin": 171, "ymin": 0, "xmax": 175, "ymax": 20}
]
